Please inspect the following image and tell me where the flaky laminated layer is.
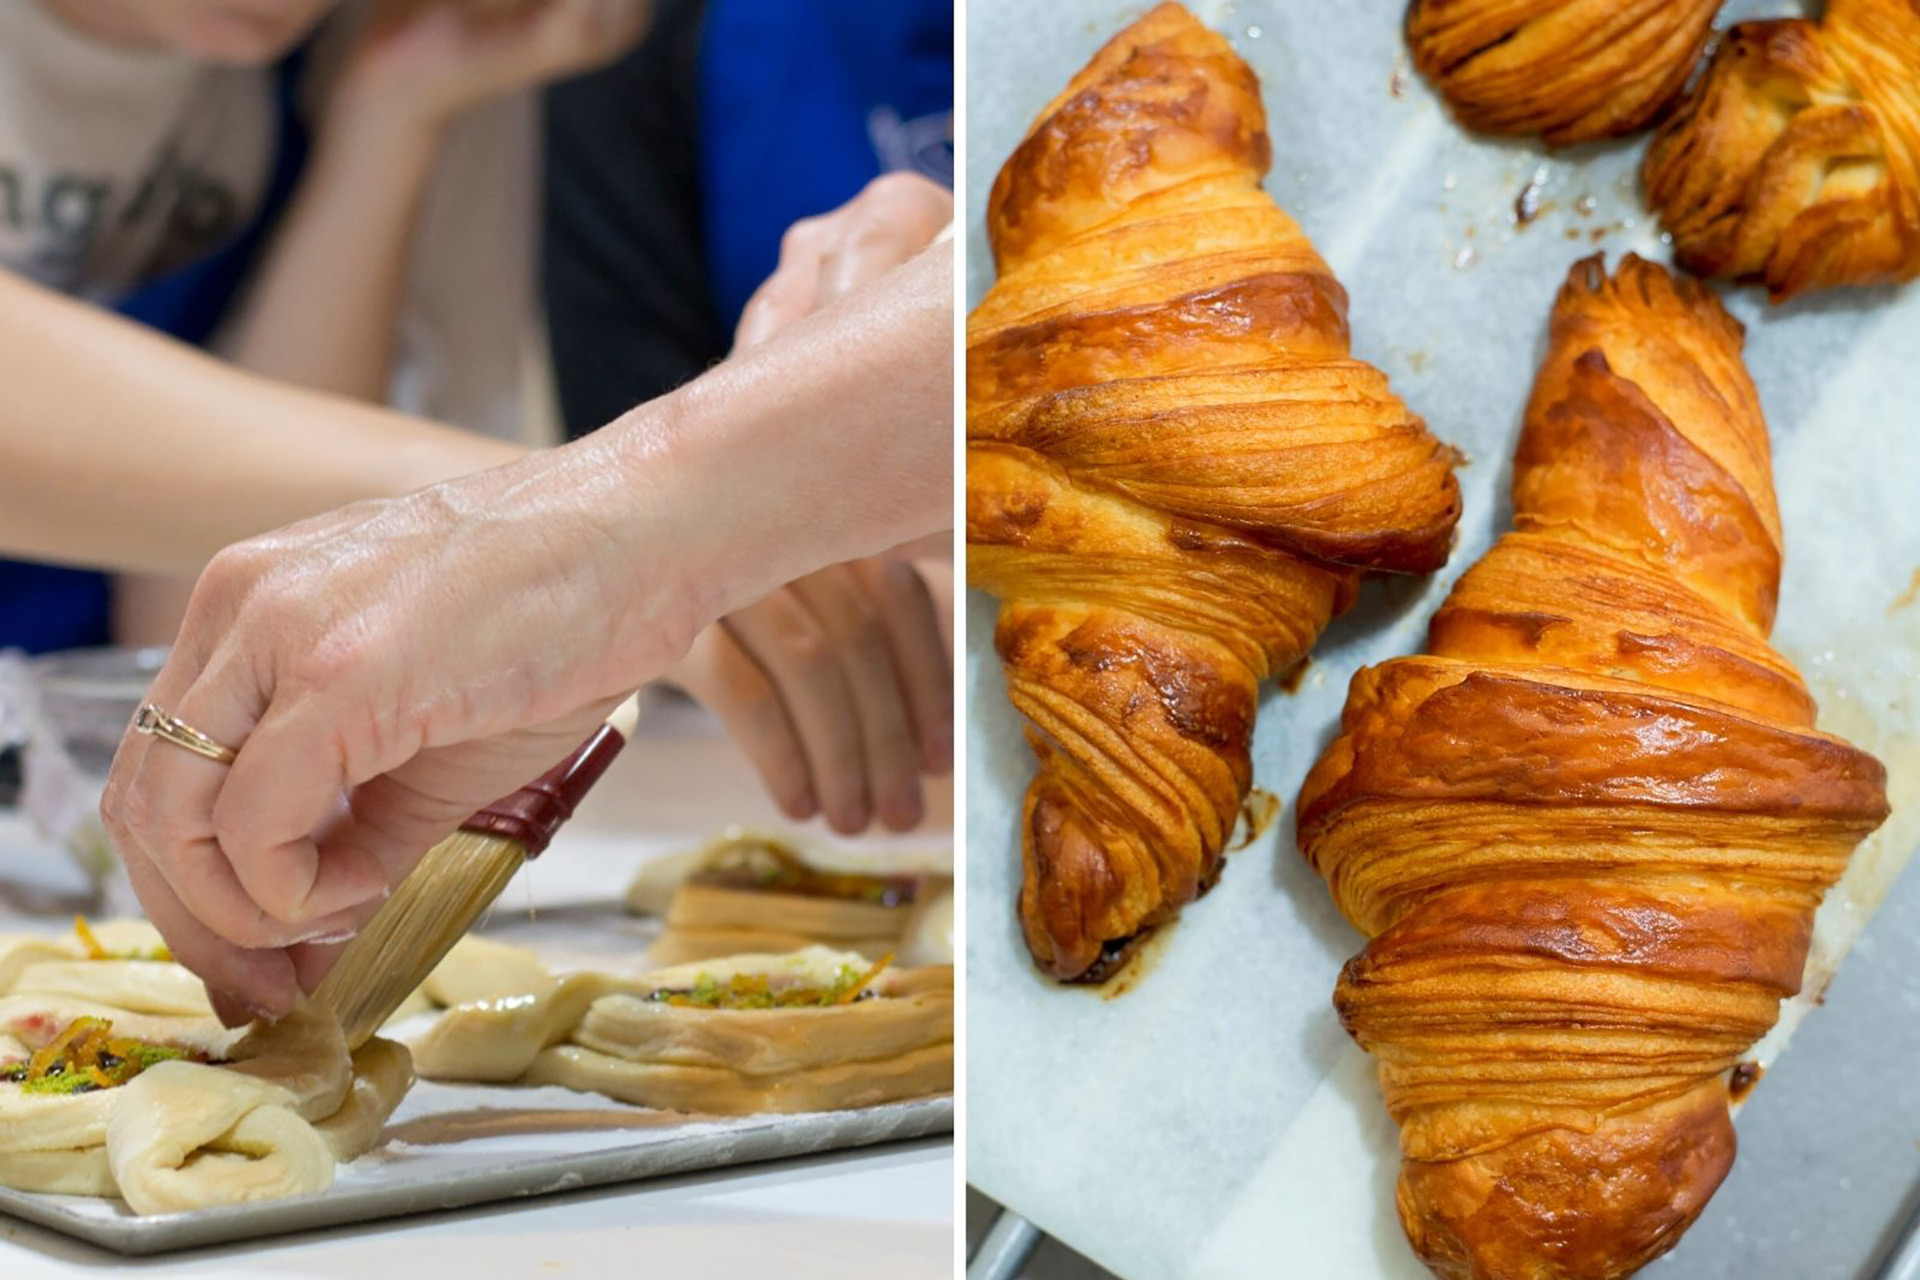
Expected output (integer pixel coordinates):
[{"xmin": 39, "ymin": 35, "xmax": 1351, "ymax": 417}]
[
  {"xmin": 1407, "ymin": 0, "xmax": 1719, "ymax": 144},
  {"xmin": 0, "ymin": 921, "xmax": 209, "ymax": 1017},
  {"xmin": 966, "ymin": 0, "xmax": 1461, "ymax": 981},
  {"xmin": 1297, "ymin": 256, "xmax": 1889, "ymax": 1280},
  {"xmin": 647, "ymin": 833, "xmax": 920, "ymax": 966},
  {"xmin": 1645, "ymin": 0, "xmax": 1920, "ymax": 299}
]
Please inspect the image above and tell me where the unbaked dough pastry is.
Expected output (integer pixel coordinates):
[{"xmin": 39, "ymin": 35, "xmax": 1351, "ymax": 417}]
[
  {"xmin": 380, "ymin": 934, "xmax": 553, "ymax": 1026},
  {"xmin": 0, "ymin": 931, "xmax": 413, "ymax": 1215},
  {"xmin": 1643, "ymin": 0, "xmax": 1920, "ymax": 299},
  {"xmin": 1406, "ymin": 0, "xmax": 1720, "ymax": 144},
  {"xmin": 647, "ymin": 833, "xmax": 923, "ymax": 965},
  {"xmin": 968, "ymin": 2, "xmax": 1462, "ymax": 983},
  {"xmin": 896, "ymin": 876, "xmax": 954, "ymax": 967},
  {"xmin": 0, "ymin": 919, "xmax": 210, "ymax": 1016},
  {"xmin": 414, "ymin": 947, "xmax": 953, "ymax": 1114},
  {"xmin": 1296, "ymin": 255, "xmax": 1890, "ymax": 1280}
]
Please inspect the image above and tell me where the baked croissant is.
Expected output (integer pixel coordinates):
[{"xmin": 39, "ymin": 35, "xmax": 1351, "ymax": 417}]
[
  {"xmin": 968, "ymin": 2, "xmax": 1462, "ymax": 982},
  {"xmin": 1297, "ymin": 254, "xmax": 1889, "ymax": 1280},
  {"xmin": 1644, "ymin": 0, "xmax": 1920, "ymax": 300},
  {"xmin": 1406, "ymin": 0, "xmax": 1720, "ymax": 144}
]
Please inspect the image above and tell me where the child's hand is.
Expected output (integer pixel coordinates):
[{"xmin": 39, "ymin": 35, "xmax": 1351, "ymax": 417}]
[
  {"xmin": 665, "ymin": 559, "xmax": 954, "ymax": 836},
  {"xmin": 337, "ymin": 0, "xmax": 652, "ymax": 133}
]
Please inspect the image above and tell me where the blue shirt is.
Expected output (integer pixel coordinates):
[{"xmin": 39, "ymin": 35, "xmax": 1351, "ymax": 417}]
[{"xmin": 698, "ymin": 0, "xmax": 953, "ymax": 329}]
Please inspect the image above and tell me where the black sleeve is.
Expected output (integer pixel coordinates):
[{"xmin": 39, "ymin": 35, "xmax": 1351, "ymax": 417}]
[{"xmin": 540, "ymin": 0, "xmax": 726, "ymax": 441}]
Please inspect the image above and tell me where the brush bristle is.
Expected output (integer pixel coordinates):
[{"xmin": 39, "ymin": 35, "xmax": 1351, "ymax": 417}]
[{"xmin": 315, "ymin": 830, "xmax": 529, "ymax": 1049}]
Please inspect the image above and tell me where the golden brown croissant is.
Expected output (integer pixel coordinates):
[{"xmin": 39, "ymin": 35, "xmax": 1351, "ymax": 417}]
[
  {"xmin": 1297, "ymin": 254, "xmax": 1889, "ymax": 1280},
  {"xmin": 1644, "ymin": 0, "xmax": 1920, "ymax": 300},
  {"xmin": 1406, "ymin": 0, "xmax": 1720, "ymax": 144},
  {"xmin": 968, "ymin": 2, "xmax": 1462, "ymax": 982}
]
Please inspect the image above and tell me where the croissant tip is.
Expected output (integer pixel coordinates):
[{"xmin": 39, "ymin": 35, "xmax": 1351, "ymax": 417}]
[{"xmin": 1398, "ymin": 1086, "xmax": 1738, "ymax": 1280}]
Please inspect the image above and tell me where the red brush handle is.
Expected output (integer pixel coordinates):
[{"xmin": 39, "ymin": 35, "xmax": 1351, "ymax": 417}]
[{"xmin": 459, "ymin": 723, "xmax": 630, "ymax": 859}]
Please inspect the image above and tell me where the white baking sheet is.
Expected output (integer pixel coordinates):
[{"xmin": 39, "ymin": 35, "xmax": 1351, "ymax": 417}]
[
  {"xmin": 963, "ymin": 3, "xmax": 1920, "ymax": 1278},
  {"xmin": 0, "ymin": 1086, "xmax": 951, "ymax": 1257}
]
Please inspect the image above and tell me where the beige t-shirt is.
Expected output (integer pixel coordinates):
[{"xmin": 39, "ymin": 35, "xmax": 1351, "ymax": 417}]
[
  {"xmin": 0, "ymin": 2, "xmax": 536, "ymax": 444},
  {"xmin": 0, "ymin": 2, "xmax": 275, "ymax": 305}
]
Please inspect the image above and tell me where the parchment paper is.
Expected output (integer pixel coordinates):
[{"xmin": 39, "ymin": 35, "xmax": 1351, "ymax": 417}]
[{"xmin": 963, "ymin": 3, "xmax": 1920, "ymax": 1277}]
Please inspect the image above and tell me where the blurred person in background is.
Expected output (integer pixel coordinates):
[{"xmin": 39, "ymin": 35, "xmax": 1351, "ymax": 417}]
[
  {"xmin": 0, "ymin": 0, "xmax": 647, "ymax": 653},
  {"xmin": 541, "ymin": 0, "xmax": 955, "ymax": 834},
  {"xmin": 0, "ymin": 0, "xmax": 956, "ymax": 843}
]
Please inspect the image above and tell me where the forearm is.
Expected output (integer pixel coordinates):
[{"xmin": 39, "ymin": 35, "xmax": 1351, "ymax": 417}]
[
  {"xmin": 596, "ymin": 242, "xmax": 955, "ymax": 659},
  {"xmin": 0, "ymin": 270, "xmax": 522, "ymax": 574},
  {"xmin": 221, "ymin": 106, "xmax": 441, "ymax": 399}
]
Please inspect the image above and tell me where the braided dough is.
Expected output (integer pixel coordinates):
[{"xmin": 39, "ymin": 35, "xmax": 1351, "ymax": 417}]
[
  {"xmin": 1297, "ymin": 255, "xmax": 1889, "ymax": 1280},
  {"xmin": 0, "ymin": 990, "xmax": 412, "ymax": 1214},
  {"xmin": 1645, "ymin": 0, "xmax": 1920, "ymax": 299},
  {"xmin": 1407, "ymin": 0, "xmax": 1719, "ymax": 144},
  {"xmin": 967, "ymin": 1, "xmax": 1461, "ymax": 982},
  {"xmin": 413, "ymin": 947, "xmax": 953, "ymax": 1114}
]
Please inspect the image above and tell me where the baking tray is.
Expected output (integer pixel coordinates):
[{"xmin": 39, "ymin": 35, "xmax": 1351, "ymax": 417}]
[
  {"xmin": 0, "ymin": 1086, "xmax": 952, "ymax": 1256},
  {"xmin": 0, "ymin": 878, "xmax": 952, "ymax": 1256},
  {"xmin": 963, "ymin": 2, "xmax": 1920, "ymax": 1278}
]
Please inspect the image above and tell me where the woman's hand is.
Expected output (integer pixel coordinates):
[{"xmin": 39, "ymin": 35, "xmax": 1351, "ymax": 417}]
[
  {"xmin": 100, "ymin": 457, "xmax": 673, "ymax": 1024},
  {"xmin": 102, "ymin": 243, "xmax": 953, "ymax": 1023},
  {"xmin": 664, "ymin": 559, "xmax": 953, "ymax": 835}
]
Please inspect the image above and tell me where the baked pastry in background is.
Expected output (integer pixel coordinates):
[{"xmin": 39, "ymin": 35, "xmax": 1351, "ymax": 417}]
[
  {"xmin": 1297, "ymin": 255, "xmax": 1889, "ymax": 1280},
  {"xmin": 1407, "ymin": 0, "xmax": 1720, "ymax": 144},
  {"xmin": 414, "ymin": 947, "xmax": 953, "ymax": 1114},
  {"xmin": 645, "ymin": 833, "xmax": 923, "ymax": 966},
  {"xmin": 1644, "ymin": 0, "xmax": 1920, "ymax": 300},
  {"xmin": 967, "ymin": 1, "xmax": 1462, "ymax": 983}
]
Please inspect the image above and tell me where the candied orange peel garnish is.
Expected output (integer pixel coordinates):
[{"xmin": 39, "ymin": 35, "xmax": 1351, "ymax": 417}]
[
  {"xmin": 73, "ymin": 916, "xmax": 107, "ymax": 960},
  {"xmin": 72, "ymin": 915, "xmax": 172, "ymax": 963},
  {"xmin": 3, "ymin": 1016, "xmax": 205, "ymax": 1095}
]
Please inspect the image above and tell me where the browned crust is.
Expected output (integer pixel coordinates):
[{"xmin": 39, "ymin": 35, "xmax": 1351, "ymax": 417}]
[
  {"xmin": 967, "ymin": 272, "xmax": 1351, "ymax": 405},
  {"xmin": 1296, "ymin": 255, "xmax": 1890, "ymax": 1279},
  {"xmin": 1643, "ymin": 0, "xmax": 1920, "ymax": 299},
  {"xmin": 1001, "ymin": 607, "xmax": 1255, "ymax": 981},
  {"xmin": 967, "ymin": 3, "xmax": 1461, "ymax": 981},
  {"xmin": 1297, "ymin": 663, "xmax": 1888, "ymax": 848},
  {"xmin": 1397, "ymin": 1083, "xmax": 1738, "ymax": 1280},
  {"xmin": 1407, "ymin": 0, "xmax": 1720, "ymax": 144},
  {"xmin": 984, "ymin": 3, "xmax": 1271, "ymax": 271}
]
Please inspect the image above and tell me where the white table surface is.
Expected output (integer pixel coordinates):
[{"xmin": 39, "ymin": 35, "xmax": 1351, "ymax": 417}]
[{"xmin": 0, "ymin": 688, "xmax": 956, "ymax": 1278}]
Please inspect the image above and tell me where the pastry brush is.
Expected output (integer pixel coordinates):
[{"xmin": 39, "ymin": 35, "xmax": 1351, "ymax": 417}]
[{"xmin": 315, "ymin": 693, "xmax": 642, "ymax": 1049}]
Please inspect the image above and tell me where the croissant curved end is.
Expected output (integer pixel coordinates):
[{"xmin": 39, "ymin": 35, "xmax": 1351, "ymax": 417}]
[
  {"xmin": 1398, "ymin": 1083, "xmax": 1737, "ymax": 1280},
  {"xmin": 1643, "ymin": 1, "xmax": 1920, "ymax": 299}
]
